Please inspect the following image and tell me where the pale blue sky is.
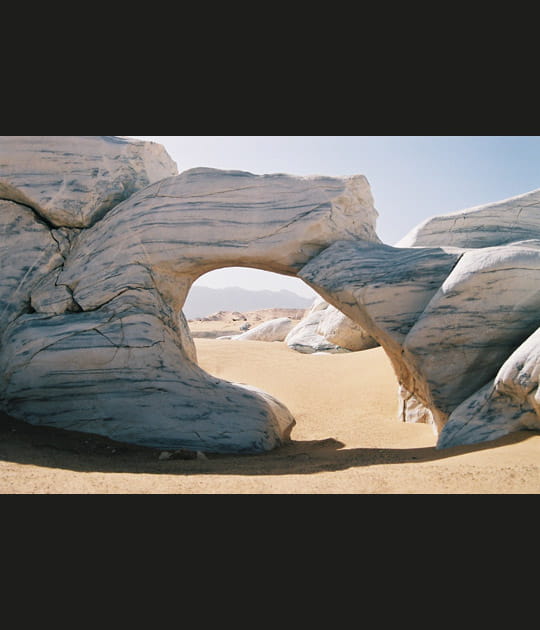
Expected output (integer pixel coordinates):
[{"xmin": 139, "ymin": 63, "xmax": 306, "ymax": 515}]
[{"xmin": 126, "ymin": 136, "xmax": 540, "ymax": 298}]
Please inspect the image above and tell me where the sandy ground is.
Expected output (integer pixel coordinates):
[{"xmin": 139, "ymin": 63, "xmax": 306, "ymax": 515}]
[{"xmin": 0, "ymin": 339, "xmax": 539, "ymax": 493}]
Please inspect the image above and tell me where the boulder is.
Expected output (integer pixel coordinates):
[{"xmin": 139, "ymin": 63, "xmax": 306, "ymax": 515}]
[
  {"xmin": 0, "ymin": 136, "xmax": 178, "ymax": 228},
  {"xmin": 438, "ymin": 325, "xmax": 540, "ymax": 447},
  {"xmin": 402, "ymin": 240, "xmax": 540, "ymax": 431},
  {"xmin": 285, "ymin": 297, "xmax": 377, "ymax": 354},
  {"xmin": 0, "ymin": 297, "xmax": 294, "ymax": 453},
  {"xmin": 396, "ymin": 187, "xmax": 540, "ymax": 249},
  {"xmin": 285, "ymin": 298, "xmax": 344, "ymax": 354},
  {"xmin": 224, "ymin": 317, "xmax": 296, "ymax": 342},
  {"xmin": 300, "ymin": 234, "xmax": 540, "ymax": 447}
]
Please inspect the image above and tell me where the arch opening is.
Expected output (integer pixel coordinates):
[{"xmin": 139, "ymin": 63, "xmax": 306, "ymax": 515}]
[
  {"xmin": 182, "ymin": 267, "xmax": 401, "ymax": 450},
  {"xmin": 184, "ymin": 266, "xmax": 317, "ymax": 323},
  {"xmin": 2, "ymin": 164, "xmax": 396, "ymax": 454}
]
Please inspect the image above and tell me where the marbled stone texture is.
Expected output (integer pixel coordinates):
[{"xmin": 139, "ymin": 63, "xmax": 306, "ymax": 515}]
[
  {"xmin": 0, "ymin": 200, "xmax": 64, "ymax": 331},
  {"xmin": 0, "ymin": 136, "xmax": 178, "ymax": 228},
  {"xmin": 438, "ymin": 323, "xmax": 540, "ymax": 448},
  {"xmin": 397, "ymin": 187, "xmax": 540, "ymax": 249},
  {"xmin": 0, "ymin": 297, "xmax": 294, "ymax": 451},
  {"xmin": 299, "ymin": 237, "xmax": 540, "ymax": 446},
  {"xmin": 56, "ymin": 168, "xmax": 380, "ymax": 314},
  {"xmin": 1, "ymin": 148, "xmax": 380, "ymax": 453}
]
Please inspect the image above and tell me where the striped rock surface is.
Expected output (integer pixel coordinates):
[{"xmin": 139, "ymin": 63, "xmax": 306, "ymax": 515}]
[
  {"xmin": 0, "ymin": 143, "xmax": 379, "ymax": 453},
  {"xmin": 0, "ymin": 136, "xmax": 178, "ymax": 228},
  {"xmin": 300, "ymin": 236, "xmax": 540, "ymax": 448},
  {"xmin": 391, "ymin": 191, "xmax": 540, "ymax": 447},
  {"xmin": 396, "ymin": 187, "xmax": 540, "ymax": 249}
]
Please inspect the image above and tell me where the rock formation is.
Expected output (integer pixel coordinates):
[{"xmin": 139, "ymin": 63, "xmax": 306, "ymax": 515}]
[
  {"xmin": 285, "ymin": 296, "xmax": 379, "ymax": 354},
  {"xmin": 218, "ymin": 317, "xmax": 297, "ymax": 342},
  {"xmin": 391, "ymin": 190, "xmax": 540, "ymax": 447},
  {"xmin": 0, "ymin": 136, "xmax": 177, "ymax": 228},
  {"xmin": 396, "ymin": 187, "xmax": 540, "ymax": 249},
  {"xmin": 299, "ymin": 237, "xmax": 540, "ymax": 446},
  {"xmin": 0, "ymin": 139, "xmax": 379, "ymax": 453},
  {"xmin": 1, "ymin": 136, "xmax": 538, "ymax": 453}
]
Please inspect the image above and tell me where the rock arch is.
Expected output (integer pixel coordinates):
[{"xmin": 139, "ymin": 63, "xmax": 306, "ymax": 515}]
[
  {"xmin": 1, "ymin": 137, "xmax": 539, "ymax": 453},
  {"xmin": 0, "ymin": 159, "xmax": 380, "ymax": 453}
]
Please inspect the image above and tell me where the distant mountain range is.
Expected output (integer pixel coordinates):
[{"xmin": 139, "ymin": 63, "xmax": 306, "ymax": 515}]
[{"xmin": 183, "ymin": 286, "xmax": 314, "ymax": 319}]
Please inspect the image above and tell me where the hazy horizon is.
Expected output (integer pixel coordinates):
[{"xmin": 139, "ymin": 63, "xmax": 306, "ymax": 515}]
[{"xmin": 183, "ymin": 284, "xmax": 314, "ymax": 319}]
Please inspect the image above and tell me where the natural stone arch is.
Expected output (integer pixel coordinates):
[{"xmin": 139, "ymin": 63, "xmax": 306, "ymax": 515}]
[
  {"xmin": 57, "ymin": 168, "xmax": 379, "ymax": 311},
  {"xmin": 0, "ymin": 168, "xmax": 380, "ymax": 453},
  {"xmin": 2, "ymin": 137, "xmax": 538, "ymax": 454}
]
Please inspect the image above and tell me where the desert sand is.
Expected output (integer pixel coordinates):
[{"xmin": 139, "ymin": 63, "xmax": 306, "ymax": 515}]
[{"xmin": 0, "ymin": 331, "xmax": 538, "ymax": 494}]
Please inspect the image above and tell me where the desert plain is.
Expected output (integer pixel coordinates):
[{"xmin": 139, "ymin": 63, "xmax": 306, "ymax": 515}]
[{"xmin": 0, "ymin": 313, "xmax": 538, "ymax": 494}]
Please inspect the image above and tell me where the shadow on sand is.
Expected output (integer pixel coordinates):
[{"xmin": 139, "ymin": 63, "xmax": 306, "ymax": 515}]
[{"xmin": 1, "ymin": 410, "xmax": 537, "ymax": 477}]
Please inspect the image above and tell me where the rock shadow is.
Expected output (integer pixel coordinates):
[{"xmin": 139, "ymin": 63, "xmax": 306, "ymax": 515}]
[{"xmin": 0, "ymin": 411, "xmax": 536, "ymax": 477}]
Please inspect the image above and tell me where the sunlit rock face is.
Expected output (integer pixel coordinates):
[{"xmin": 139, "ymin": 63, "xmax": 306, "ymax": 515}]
[
  {"xmin": 219, "ymin": 317, "xmax": 297, "ymax": 342},
  {"xmin": 0, "ymin": 139, "xmax": 380, "ymax": 453},
  {"xmin": 396, "ymin": 188, "xmax": 540, "ymax": 249},
  {"xmin": 56, "ymin": 167, "xmax": 380, "ymax": 314},
  {"xmin": 0, "ymin": 136, "xmax": 178, "ymax": 228},
  {"xmin": 285, "ymin": 296, "xmax": 379, "ymax": 354}
]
